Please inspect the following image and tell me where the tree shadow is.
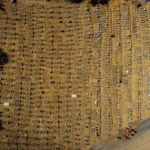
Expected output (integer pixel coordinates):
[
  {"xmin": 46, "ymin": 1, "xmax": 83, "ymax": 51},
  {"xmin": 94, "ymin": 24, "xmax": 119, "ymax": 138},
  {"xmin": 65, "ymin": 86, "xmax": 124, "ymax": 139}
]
[
  {"xmin": 67, "ymin": 0, "xmax": 84, "ymax": 3},
  {"xmin": 66, "ymin": 0, "xmax": 110, "ymax": 5},
  {"xmin": 90, "ymin": 0, "xmax": 109, "ymax": 6},
  {"xmin": 0, "ymin": 48, "xmax": 9, "ymax": 71},
  {"xmin": 0, "ymin": 0, "xmax": 5, "ymax": 11},
  {"xmin": 0, "ymin": 49, "xmax": 9, "ymax": 131},
  {"xmin": 0, "ymin": 112, "xmax": 4, "ymax": 131},
  {"xmin": 12, "ymin": 0, "xmax": 17, "ymax": 3}
]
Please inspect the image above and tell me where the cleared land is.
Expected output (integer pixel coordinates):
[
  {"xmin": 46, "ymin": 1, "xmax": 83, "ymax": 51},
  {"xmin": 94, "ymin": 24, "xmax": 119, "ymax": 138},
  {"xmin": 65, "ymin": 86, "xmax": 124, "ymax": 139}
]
[{"xmin": 0, "ymin": 0, "xmax": 150, "ymax": 149}]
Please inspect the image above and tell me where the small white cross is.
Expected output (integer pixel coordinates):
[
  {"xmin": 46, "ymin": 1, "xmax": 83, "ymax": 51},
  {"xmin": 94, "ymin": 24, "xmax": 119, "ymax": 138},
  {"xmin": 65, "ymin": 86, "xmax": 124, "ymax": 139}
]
[
  {"xmin": 71, "ymin": 94, "xmax": 77, "ymax": 98},
  {"xmin": 3, "ymin": 102, "xmax": 9, "ymax": 106}
]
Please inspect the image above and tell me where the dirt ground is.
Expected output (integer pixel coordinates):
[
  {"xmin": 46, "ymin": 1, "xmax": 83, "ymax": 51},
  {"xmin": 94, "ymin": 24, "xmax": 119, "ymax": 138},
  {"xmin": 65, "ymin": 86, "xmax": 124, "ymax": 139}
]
[{"xmin": 92, "ymin": 119, "xmax": 150, "ymax": 150}]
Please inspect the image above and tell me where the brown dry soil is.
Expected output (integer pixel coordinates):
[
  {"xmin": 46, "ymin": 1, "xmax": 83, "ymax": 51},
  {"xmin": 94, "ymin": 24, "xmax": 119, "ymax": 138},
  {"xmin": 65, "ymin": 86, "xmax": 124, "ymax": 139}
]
[{"xmin": 91, "ymin": 119, "xmax": 150, "ymax": 150}]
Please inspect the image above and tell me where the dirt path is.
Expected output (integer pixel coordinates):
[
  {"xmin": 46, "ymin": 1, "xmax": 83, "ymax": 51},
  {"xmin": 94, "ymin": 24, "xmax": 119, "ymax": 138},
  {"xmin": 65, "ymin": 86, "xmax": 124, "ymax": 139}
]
[{"xmin": 92, "ymin": 119, "xmax": 150, "ymax": 150}]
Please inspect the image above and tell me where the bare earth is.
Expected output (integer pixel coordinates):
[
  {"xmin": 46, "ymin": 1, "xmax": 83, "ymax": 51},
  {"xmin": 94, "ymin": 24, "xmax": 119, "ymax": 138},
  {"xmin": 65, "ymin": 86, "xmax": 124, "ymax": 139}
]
[{"xmin": 92, "ymin": 119, "xmax": 150, "ymax": 150}]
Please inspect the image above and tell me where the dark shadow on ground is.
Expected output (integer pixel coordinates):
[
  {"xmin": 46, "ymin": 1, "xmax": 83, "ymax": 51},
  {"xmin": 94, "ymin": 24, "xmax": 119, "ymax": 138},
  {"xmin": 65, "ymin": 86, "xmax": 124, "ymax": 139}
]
[
  {"xmin": 0, "ymin": 48, "xmax": 9, "ymax": 71},
  {"xmin": 68, "ymin": 0, "xmax": 109, "ymax": 5},
  {"xmin": 90, "ymin": 0, "xmax": 109, "ymax": 6},
  {"xmin": 0, "ymin": 49, "xmax": 9, "ymax": 130},
  {"xmin": 0, "ymin": 112, "xmax": 4, "ymax": 131},
  {"xmin": 12, "ymin": 0, "xmax": 17, "ymax": 3},
  {"xmin": 67, "ymin": 0, "xmax": 84, "ymax": 3},
  {"xmin": 0, "ymin": 0, "xmax": 5, "ymax": 11}
]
